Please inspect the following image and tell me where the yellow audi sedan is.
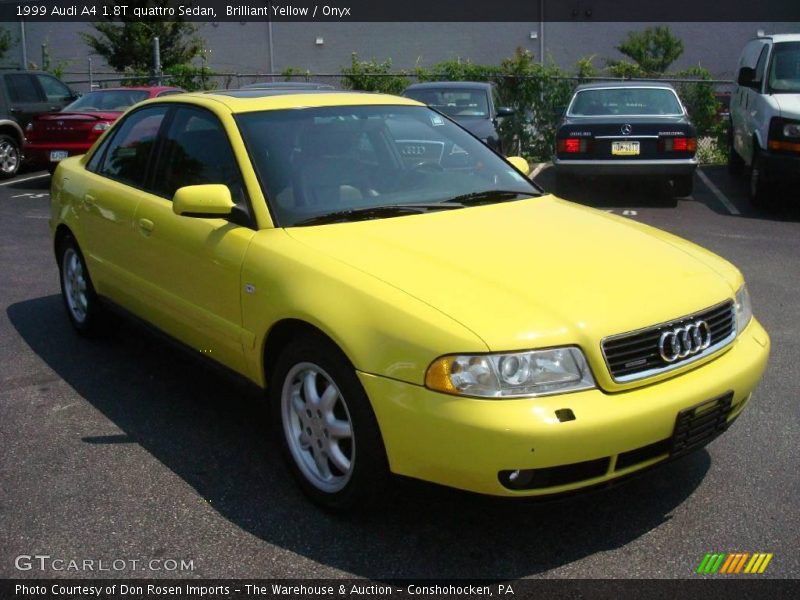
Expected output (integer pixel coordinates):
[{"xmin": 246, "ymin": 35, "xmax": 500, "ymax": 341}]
[{"xmin": 50, "ymin": 91, "xmax": 769, "ymax": 509}]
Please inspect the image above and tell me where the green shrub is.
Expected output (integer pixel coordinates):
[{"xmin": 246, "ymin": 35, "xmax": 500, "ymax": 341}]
[{"xmin": 340, "ymin": 53, "xmax": 408, "ymax": 95}]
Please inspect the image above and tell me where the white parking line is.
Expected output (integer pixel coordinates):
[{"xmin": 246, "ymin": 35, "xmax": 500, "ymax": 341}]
[
  {"xmin": 0, "ymin": 173, "xmax": 49, "ymax": 187},
  {"xmin": 697, "ymin": 169, "xmax": 741, "ymax": 216}
]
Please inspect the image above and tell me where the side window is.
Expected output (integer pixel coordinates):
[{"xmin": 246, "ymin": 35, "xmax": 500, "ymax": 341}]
[
  {"xmin": 35, "ymin": 74, "xmax": 72, "ymax": 102},
  {"xmin": 754, "ymin": 45, "xmax": 770, "ymax": 85},
  {"xmin": 5, "ymin": 74, "xmax": 43, "ymax": 103},
  {"xmin": 151, "ymin": 107, "xmax": 245, "ymax": 208},
  {"xmin": 96, "ymin": 106, "xmax": 168, "ymax": 188}
]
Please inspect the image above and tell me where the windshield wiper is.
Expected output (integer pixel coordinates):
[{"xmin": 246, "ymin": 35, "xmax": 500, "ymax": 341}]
[
  {"xmin": 293, "ymin": 203, "xmax": 461, "ymax": 226},
  {"xmin": 443, "ymin": 190, "xmax": 541, "ymax": 206}
]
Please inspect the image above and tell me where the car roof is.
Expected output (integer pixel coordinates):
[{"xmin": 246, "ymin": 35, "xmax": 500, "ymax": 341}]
[
  {"xmin": 573, "ymin": 81, "xmax": 677, "ymax": 92},
  {"xmin": 241, "ymin": 82, "xmax": 335, "ymax": 90},
  {"xmin": 756, "ymin": 33, "xmax": 800, "ymax": 43},
  {"xmin": 403, "ymin": 81, "xmax": 493, "ymax": 91},
  {"xmin": 147, "ymin": 90, "xmax": 423, "ymax": 113},
  {"xmin": 87, "ymin": 86, "xmax": 183, "ymax": 93}
]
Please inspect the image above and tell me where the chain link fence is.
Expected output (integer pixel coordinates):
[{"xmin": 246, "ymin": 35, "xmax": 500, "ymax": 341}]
[{"xmin": 59, "ymin": 70, "xmax": 733, "ymax": 164}]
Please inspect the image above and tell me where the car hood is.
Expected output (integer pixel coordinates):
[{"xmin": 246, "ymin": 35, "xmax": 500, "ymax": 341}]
[
  {"xmin": 285, "ymin": 196, "xmax": 739, "ymax": 352},
  {"xmin": 774, "ymin": 93, "xmax": 800, "ymax": 119}
]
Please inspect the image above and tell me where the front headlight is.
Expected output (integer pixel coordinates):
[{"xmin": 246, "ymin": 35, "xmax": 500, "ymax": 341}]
[
  {"xmin": 735, "ymin": 284, "xmax": 753, "ymax": 334},
  {"xmin": 783, "ymin": 123, "xmax": 800, "ymax": 138},
  {"xmin": 425, "ymin": 347, "xmax": 596, "ymax": 398}
]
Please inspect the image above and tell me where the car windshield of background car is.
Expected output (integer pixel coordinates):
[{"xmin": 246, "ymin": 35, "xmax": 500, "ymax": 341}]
[
  {"xmin": 569, "ymin": 88, "xmax": 683, "ymax": 116},
  {"xmin": 769, "ymin": 42, "xmax": 800, "ymax": 93},
  {"xmin": 406, "ymin": 89, "xmax": 490, "ymax": 118},
  {"xmin": 64, "ymin": 90, "xmax": 151, "ymax": 112}
]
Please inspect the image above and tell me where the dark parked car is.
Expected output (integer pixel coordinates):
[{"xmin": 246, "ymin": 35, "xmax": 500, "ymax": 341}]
[
  {"xmin": 0, "ymin": 71, "xmax": 78, "ymax": 178},
  {"xmin": 402, "ymin": 81, "xmax": 513, "ymax": 153},
  {"xmin": 553, "ymin": 82, "xmax": 698, "ymax": 198},
  {"xmin": 24, "ymin": 86, "xmax": 183, "ymax": 173}
]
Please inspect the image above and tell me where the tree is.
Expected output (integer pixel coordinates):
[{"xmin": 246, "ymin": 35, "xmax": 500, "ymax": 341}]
[
  {"xmin": 80, "ymin": 1, "xmax": 201, "ymax": 73},
  {"xmin": 0, "ymin": 28, "xmax": 12, "ymax": 61},
  {"xmin": 609, "ymin": 26, "xmax": 684, "ymax": 77}
]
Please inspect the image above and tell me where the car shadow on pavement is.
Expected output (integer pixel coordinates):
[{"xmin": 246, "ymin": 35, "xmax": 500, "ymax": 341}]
[{"xmin": 8, "ymin": 295, "xmax": 711, "ymax": 579}]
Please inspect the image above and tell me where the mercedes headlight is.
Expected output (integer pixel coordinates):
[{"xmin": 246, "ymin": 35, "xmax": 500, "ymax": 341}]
[
  {"xmin": 735, "ymin": 284, "xmax": 753, "ymax": 334},
  {"xmin": 425, "ymin": 347, "xmax": 595, "ymax": 398}
]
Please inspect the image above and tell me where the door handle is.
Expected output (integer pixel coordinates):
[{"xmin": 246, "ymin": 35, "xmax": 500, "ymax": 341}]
[{"xmin": 138, "ymin": 218, "xmax": 154, "ymax": 234}]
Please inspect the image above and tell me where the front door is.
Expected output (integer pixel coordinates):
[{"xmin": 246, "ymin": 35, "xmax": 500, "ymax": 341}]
[{"xmin": 129, "ymin": 105, "xmax": 255, "ymax": 375}]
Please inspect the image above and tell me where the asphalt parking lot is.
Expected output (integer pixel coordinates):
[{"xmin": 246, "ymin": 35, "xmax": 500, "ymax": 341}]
[{"xmin": 1, "ymin": 166, "xmax": 798, "ymax": 580}]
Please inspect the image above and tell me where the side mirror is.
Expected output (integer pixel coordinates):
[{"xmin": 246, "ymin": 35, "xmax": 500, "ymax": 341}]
[
  {"xmin": 496, "ymin": 106, "xmax": 515, "ymax": 117},
  {"xmin": 737, "ymin": 67, "xmax": 757, "ymax": 88},
  {"xmin": 506, "ymin": 156, "xmax": 530, "ymax": 175},
  {"xmin": 173, "ymin": 184, "xmax": 234, "ymax": 218}
]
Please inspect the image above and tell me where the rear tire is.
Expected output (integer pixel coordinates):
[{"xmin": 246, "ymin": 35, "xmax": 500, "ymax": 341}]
[
  {"xmin": 0, "ymin": 133, "xmax": 21, "ymax": 179},
  {"xmin": 270, "ymin": 333, "xmax": 389, "ymax": 511},
  {"xmin": 554, "ymin": 172, "xmax": 575, "ymax": 197},
  {"xmin": 728, "ymin": 131, "xmax": 744, "ymax": 176},
  {"xmin": 748, "ymin": 148, "xmax": 775, "ymax": 209},
  {"xmin": 57, "ymin": 235, "xmax": 101, "ymax": 335},
  {"xmin": 672, "ymin": 174, "xmax": 694, "ymax": 198}
]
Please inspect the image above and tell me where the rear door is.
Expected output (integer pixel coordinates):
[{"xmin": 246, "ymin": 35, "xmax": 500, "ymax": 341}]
[
  {"xmin": 77, "ymin": 105, "xmax": 169, "ymax": 306},
  {"xmin": 33, "ymin": 73, "xmax": 74, "ymax": 111},
  {"xmin": 732, "ymin": 40, "xmax": 769, "ymax": 162},
  {"xmin": 128, "ymin": 105, "xmax": 255, "ymax": 374},
  {"xmin": 2, "ymin": 73, "xmax": 49, "ymax": 127}
]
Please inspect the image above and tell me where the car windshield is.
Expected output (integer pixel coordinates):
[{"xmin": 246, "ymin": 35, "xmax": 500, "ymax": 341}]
[
  {"xmin": 404, "ymin": 89, "xmax": 490, "ymax": 118},
  {"xmin": 236, "ymin": 105, "xmax": 537, "ymax": 226},
  {"xmin": 64, "ymin": 90, "xmax": 151, "ymax": 112},
  {"xmin": 768, "ymin": 42, "xmax": 800, "ymax": 93},
  {"xmin": 568, "ymin": 88, "xmax": 683, "ymax": 116}
]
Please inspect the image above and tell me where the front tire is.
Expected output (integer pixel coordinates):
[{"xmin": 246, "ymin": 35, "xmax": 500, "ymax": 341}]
[
  {"xmin": 748, "ymin": 148, "xmax": 775, "ymax": 208},
  {"xmin": 0, "ymin": 133, "xmax": 21, "ymax": 179},
  {"xmin": 57, "ymin": 235, "xmax": 100, "ymax": 334},
  {"xmin": 270, "ymin": 333, "xmax": 389, "ymax": 511}
]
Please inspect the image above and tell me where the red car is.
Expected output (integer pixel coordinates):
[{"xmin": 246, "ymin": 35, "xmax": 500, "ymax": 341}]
[{"xmin": 24, "ymin": 86, "xmax": 183, "ymax": 172}]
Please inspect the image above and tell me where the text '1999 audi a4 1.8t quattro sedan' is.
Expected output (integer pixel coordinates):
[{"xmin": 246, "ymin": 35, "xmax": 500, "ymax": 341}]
[{"xmin": 50, "ymin": 90, "xmax": 769, "ymax": 510}]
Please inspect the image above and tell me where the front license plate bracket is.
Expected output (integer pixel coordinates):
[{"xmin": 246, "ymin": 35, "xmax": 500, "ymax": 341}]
[{"xmin": 670, "ymin": 391, "xmax": 734, "ymax": 457}]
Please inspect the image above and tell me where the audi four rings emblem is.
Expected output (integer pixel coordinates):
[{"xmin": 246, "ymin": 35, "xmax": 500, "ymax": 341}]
[
  {"xmin": 658, "ymin": 321, "xmax": 712, "ymax": 363},
  {"xmin": 401, "ymin": 145, "xmax": 427, "ymax": 156},
  {"xmin": 621, "ymin": 124, "xmax": 632, "ymax": 135}
]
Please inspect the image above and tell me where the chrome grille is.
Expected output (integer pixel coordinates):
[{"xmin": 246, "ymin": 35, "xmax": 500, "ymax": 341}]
[{"xmin": 602, "ymin": 300, "xmax": 736, "ymax": 383}]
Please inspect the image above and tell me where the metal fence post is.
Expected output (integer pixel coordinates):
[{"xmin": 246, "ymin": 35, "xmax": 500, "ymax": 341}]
[{"xmin": 153, "ymin": 37, "xmax": 161, "ymax": 85}]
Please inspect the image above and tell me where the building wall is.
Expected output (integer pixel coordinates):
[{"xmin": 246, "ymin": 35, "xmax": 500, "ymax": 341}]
[{"xmin": 5, "ymin": 21, "xmax": 799, "ymax": 90}]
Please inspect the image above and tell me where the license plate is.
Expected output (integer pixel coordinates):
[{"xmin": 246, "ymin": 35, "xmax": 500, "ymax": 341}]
[
  {"xmin": 49, "ymin": 150, "xmax": 68, "ymax": 162},
  {"xmin": 611, "ymin": 141, "xmax": 640, "ymax": 156}
]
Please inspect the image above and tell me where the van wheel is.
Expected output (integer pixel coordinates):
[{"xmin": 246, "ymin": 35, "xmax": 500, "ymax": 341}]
[
  {"xmin": 727, "ymin": 126, "xmax": 744, "ymax": 176},
  {"xmin": 748, "ymin": 149, "xmax": 774, "ymax": 208},
  {"xmin": 270, "ymin": 333, "xmax": 389, "ymax": 511},
  {"xmin": 0, "ymin": 134, "xmax": 21, "ymax": 179}
]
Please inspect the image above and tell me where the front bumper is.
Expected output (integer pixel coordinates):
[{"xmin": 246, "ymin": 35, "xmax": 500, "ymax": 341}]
[
  {"xmin": 553, "ymin": 157, "xmax": 698, "ymax": 177},
  {"xmin": 760, "ymin": 149, "xmax": 800, "ymax": 183},
  {"xmin": 359, "ymin": 318, "xmax": 769, "ymax": 496}
]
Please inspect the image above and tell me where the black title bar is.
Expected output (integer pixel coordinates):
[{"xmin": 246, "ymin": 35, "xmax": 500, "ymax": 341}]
[{"xmin": 1, "ymin": 0, "xmax": 799, "ymax": 22}]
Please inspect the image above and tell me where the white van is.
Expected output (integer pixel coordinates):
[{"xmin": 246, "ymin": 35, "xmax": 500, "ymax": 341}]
[{"xmin": 729, "ymin": 33, "xmax": 800, "ymax": 206}]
